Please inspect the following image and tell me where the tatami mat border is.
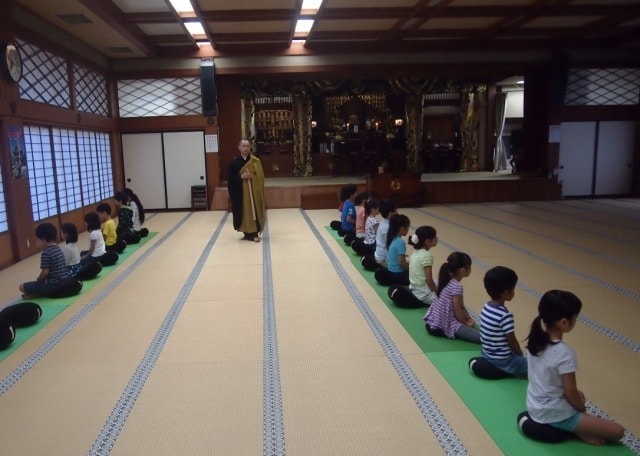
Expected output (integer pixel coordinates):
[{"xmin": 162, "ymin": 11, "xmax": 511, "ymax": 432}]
[
  {"xmin": 569, "ymin": 200, "xmax": 640, "ymax": 223},
  {"xmin": 89, "ymin": 212, "xmax": 227, "ymax": 456},
  {"xmin": 518, "ymin": 202, "xmax": 639, "ymax": 247},
  {"xmin": 417, "ymin": 207, "xmax": 640, "ymax": 354},
  {"xmin": 0, "ymin": 213, "xmax": 193, "ymax": 398},
  {"xmin": 431, "ymin": 229, "xmax": 640, "ymax": 452},
  {"xmin": 301, "ymin": 209, "xmax": 470, "ymax": 456},
  {"xmin": 466, "ymin": 204, "xmax": 640, "ymax": 271},
  {"xmin": 261, "ymin": 222, "xmax": 286, "ymax": 456}
]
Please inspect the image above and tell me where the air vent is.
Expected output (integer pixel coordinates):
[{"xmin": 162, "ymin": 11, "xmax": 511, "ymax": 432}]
[
  {"xmin": 108, "ymin": 47, "xmax": 134, "ymax": 54},
  {"xmin": 56, "ymin": 14, "xmax": 93, "ymax": 25}
]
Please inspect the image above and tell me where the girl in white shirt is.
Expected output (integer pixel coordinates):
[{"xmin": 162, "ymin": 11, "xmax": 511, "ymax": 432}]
[{"xmin": 526, "ymin": 290, "xmax": 624, "ymax": 445}]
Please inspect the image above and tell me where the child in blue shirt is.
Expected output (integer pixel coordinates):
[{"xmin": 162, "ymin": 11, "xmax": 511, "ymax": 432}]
[
  {"xmin": 374, "ymin": 213, "xmax": 410, "ymax": 286},
  {"xmin": 340, "ymin": 183, "xmax": 357, "ymax": 236}
]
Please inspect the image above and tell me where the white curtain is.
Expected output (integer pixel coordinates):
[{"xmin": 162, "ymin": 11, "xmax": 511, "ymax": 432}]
[{"xmin": 493, "ymin": 92, "xmax": 508, "ymax": 172}]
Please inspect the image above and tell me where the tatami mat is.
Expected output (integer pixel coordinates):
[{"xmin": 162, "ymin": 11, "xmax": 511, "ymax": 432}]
[{"xmin": 0, "ymin": 200, "xmax": 638, "ymax": 455}]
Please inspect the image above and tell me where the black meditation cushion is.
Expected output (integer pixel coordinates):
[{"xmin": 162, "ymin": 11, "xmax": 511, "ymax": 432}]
[
  {"xmin": 0, "ymin": 320, "xmax": 16, "ymax": 350},
  {"xmin": 517, "ymin": 411, "xmax": 572, "ymax": 443},
  {"xmin": 76, "ymin": 261, "xmax": 102, "ymax": 281},
  {"xmin": 48, "ymin": 278, "xmax": 83, "ymax": 298},
  {"xmin": 388, "ymin": 285, "xmax": 426, "ymax": 308},
  {"xmin": 360, "ymin": 255, "xmax": 379, "ymax": 272},
  {"xmin": 468, "ymin": 357, "xmax": 509, "ymax": 380},
  {"xmin": 99, "ymin": 251, "xmax": 119, "ymax": 266},
  {"xmin": 0, "ymin": 302, "xmax": 42, "ymax": 327}
]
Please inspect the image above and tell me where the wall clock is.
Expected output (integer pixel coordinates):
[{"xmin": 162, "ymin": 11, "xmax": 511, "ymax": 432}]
[{"xmin": 2, "ymin": 41, "xmax": 23, "ymax": 83}]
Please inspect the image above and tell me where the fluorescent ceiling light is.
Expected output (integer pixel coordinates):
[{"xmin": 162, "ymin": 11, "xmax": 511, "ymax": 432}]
[
  {"xmin": 295, "ymin": 19, "xmax": 314, "ymax": 34},
  {"xmin": 185, "ymin": 21, "xmax": 205, "ymax": 36},
  {"xmin": 168, "ymin": 0, "xmax": 194, "ymax": 14},
  {"xmin": 301, "ymin": 0, "xmax": 323, "ymax": 13}
]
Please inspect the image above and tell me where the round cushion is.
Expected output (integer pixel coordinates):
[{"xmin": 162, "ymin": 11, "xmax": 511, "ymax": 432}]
[
  {"xmin": 469, "ymin": 357, "xmax": 509, "ymax": 380},
  {"xmin": 0, "ymin": 320, "xmax": 16, "ymax": 350},
  {"xmin": 388, "ymin": 285, "xmax": 426, "ymax": 308},
  {"xmin": 360, "ymin": 255, "xmax": 379, "ymax": 272},
  {"xmin": 48, "ymin": 278, "xmax": 83, "ymax": 298},
  {"xmin": 76, "ymin": 261, "xmax": 102, "ymax": 281},
  {"xmin": 517, "ymin": 411, "xmax": 571, "ymax": 443},
  {"xmin": 0, "ymin": 302, "xmax": 42, "ymax": 327},
  {"xmin": 99, "ymin": 251, "xmax": 119, "ymax": 266}
]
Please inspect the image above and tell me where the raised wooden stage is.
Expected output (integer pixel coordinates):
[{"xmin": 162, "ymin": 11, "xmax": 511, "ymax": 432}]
[{"xmin": 210, "ymin": 171, "xmax": 562, "ymax": 211}]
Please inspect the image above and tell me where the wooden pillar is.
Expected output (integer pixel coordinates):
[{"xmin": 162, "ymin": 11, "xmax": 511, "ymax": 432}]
[
  {"xmin": 485, "ymin": 84, "xmax": 496, "ymax": 171},
  {"xmin": 522, "ymin": 66, "xmax": 553, "ymax": 174}
]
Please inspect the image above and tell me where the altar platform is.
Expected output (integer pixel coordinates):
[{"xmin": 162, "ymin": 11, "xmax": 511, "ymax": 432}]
[{"xmin": 210, "ymin": 171, "xmax": 562, "ymax": 210}]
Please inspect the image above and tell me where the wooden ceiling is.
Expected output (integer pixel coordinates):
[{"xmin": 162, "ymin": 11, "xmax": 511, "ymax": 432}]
[{"xmin": 9, "ymin": 0, "xmax": 640, "ymax": 76}]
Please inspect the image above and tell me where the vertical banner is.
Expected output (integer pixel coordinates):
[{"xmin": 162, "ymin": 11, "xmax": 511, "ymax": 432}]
[{"xmin": 8, "ymin": 125, "xmax": 27, "ymax": 179}]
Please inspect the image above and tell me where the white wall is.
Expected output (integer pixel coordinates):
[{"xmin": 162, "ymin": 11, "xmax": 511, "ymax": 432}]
[{"xmin": 505, "ymin": 90, "xmax": 524, "ymax": 118}]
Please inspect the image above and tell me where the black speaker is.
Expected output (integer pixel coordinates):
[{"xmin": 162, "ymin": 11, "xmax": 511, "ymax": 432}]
[{"xmin": 200, "ymin": 59, "xmax": 218, "ymax": 116}]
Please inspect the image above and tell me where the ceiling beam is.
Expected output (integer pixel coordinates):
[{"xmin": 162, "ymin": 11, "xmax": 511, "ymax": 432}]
[{"xmin": 76, "ymin": 0, "xmax": 157, "ymax": 56}]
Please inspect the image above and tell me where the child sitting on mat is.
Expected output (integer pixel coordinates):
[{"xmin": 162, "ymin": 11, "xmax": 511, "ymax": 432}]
[
  {"xmin": 19, "ymin": 223, "xmax": 70, "ymax": 299},
  {"xmin": 347, "ymin": 190, "xmax": 369, "ymax": 246},
  {"xmin": 525, "ymin": 290, "xmax": 624, "ymax": 445},
  {"xmin": 388, "ymin": 226, "xmax": 438, "ymax": 308},
  {"xmin": 351, "ymin": 198, "xmax": 379, "ymax": 256},
  {"xmin": 80, "ymin": 212, "xmax": 107, "ymax": 264},
  {"xmin": 374, "ymin": 213, "xmax": 410, "ymax": 286},
  {"xmin": 114, "ymin": 192, "xmax": 141, "ymax": 245},
  {"xmin": 339, "ymin": 183, "xmax": 357, "ymax": 239},
  {"xmin": 97, "ymin": 202, "xmax": 126, "ymax": 253},
  {"xmin": 125, "ymin": 188, "xmax": 149, "ymax": 237},
  {"xmin": 60, "ymin": 222, "xmax": 82, "ymax": 277},
  {"xmin": 423, "ymin": 251, "xmax": 480, "ymax": 344},
  {"xmin": 480, "ymin": 266, "xmax": 527, "ymax": 377}
]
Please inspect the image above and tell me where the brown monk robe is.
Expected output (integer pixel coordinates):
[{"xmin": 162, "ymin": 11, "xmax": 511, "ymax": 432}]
[{"xmin": 227, "ymin": 139, "xmax": 266, "ymax": 242}]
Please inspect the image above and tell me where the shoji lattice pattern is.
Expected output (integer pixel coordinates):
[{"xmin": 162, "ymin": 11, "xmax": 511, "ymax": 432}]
[
  {"xmin": 117, "ymin": 78, "xmax": 201, "ymax": 117},
  {"xmin": 23, "ymin": 126, "xmax": 113, "ymax": 221},
  {"xmin": 52, "ymin": 128, "xmax": 82, "ymax": 213},
  {"xmin": 17, "ymin": 39, "xmax": 70, "ymax": 108},
  {"xmin": 74, "ymin": 64, "xmax": 108, "ymax": 116},
  {"xmin": 565, "ymin": 68, "xmax": 640, "ymax": 106},
  {"xmin": 0, "ymin": 163, "xmax": 7, "ymax": 232},
  {"xmin": 24, "ymin": 125, "xmax": 58, "ymax": 221},
  {"xmin": 77, "ymin": 131, "xmax": 113, "ymax": 205},
  {"xmin": 95, "ymin": 132, "xmax": 113, "ymax": 201}
]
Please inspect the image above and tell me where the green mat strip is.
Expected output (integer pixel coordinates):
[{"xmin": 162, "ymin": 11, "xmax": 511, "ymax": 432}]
[
  {"xmin": 0, "ymin": 233, "xmax": 158, "ymax": 362},
  {"xmin": 326, "ymin": 227, "xmax": 632, "ymax": 455}
]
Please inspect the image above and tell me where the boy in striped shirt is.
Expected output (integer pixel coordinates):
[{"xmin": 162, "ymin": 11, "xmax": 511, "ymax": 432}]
[{"xmin": 480, "ymin": 266, "xmax": 527, "ymax": 377}]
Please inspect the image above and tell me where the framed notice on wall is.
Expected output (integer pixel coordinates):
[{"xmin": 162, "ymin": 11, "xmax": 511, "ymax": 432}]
[
  {"xmin": 205, "ymin": 134, "xmax": 218, "ymax": 153},
  {"xmin": 8, "ymin": 125, "xmax": 27, "ymax": 179}
]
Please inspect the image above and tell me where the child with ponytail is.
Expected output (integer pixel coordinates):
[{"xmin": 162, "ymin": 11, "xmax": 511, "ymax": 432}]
[
  {"xmin": 525, "ymin": 290, "xmax": 624, "ymax": 445},
  {"xmin": 388, "ymin": 226, "xmax": 438, "ymax": 308},
  {"xmin": 373, "ymin": 213, "xmax": 410, "ymax": 286},
  {"xmin": 423, "ymin": 251, "xmax": 480, "ymax": 343}
]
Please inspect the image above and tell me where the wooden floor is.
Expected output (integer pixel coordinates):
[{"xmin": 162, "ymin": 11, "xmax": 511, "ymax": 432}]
[{"xmin": 0, "ymin": 199, "xmax": 638, "ymax": 455}]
